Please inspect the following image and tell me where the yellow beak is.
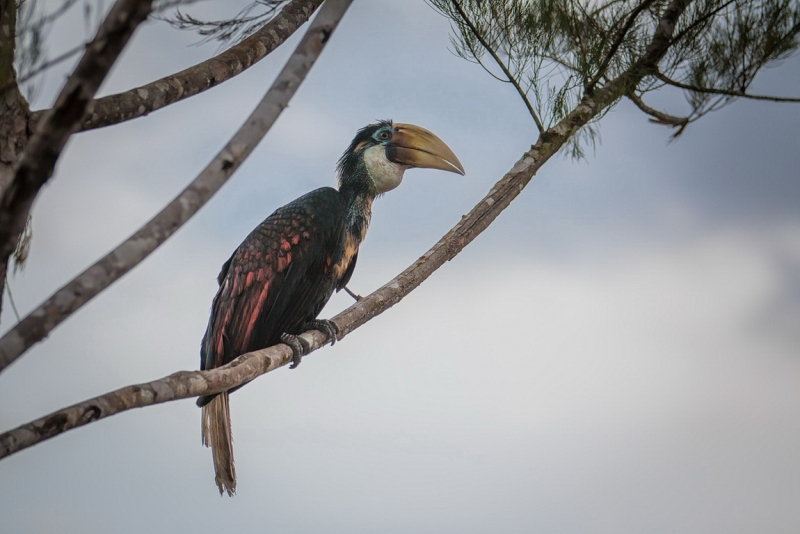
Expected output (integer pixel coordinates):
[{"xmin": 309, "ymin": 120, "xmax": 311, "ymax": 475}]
[{"xmin": 386, "ymin": 123, "xmax": 465, "ymax": 175}]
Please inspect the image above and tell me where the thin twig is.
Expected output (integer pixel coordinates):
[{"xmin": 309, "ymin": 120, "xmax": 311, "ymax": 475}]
[
  {"xmin": 0, "ymin": 0, "xmax": 692, "ymax": 459},
  {"xmin": 0, "ymin": 0, "xmax": 354, "ymax": 375},
  {"xmin": 18, "ymin": 0, "xmax": 81, "ymax": 35},
  {"xmin": 450, "ymin": 0, "xmax": 545, "ymax": 133},
  {"xmin": 343, "ymin": 286, "xmax": 362, "ymax": 302},
  {"xmin": 586, "ymin": 0, "xmax": 659, "ymax": 93},
  {"xmin": 0, "ymin": 42, "xmax": 88, "ymax": 95},
  {"xmin": 655, "ymin": 70, "xmax": 800, "ymax": 102},
  {"xmin": 3, "ymin": 276, "xmax": 21, "ymax": 323},
  {"xmin": 626, "ymin": 92, "xmax": 689, "ymax": 136}
]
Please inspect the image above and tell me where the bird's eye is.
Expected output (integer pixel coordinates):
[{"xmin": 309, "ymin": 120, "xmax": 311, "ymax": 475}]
[{"xmin": 377, "ymin": 130, "xmax": 391, "ymax": 141}]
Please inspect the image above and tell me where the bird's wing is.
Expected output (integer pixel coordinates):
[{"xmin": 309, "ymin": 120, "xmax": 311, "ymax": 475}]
[{"xmin": 201, "ymin": 188, "xmax": 345, "ymax": 370}]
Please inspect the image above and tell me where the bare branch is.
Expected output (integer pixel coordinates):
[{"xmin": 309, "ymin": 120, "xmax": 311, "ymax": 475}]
[
  {"xmin": 25, "ymin": 0, "xmax": 324, "ymax": 132},
  {"xmin": 626, "ymin": 91, "xmax": 689, "ymax": 136},
  {"xmin": 0, "ymin": 0, "xmax": 17, "ymax": 89},
  {"xmin": 450, "ymin": 0, "xmax": 546, "ymax": 133},
  {"xmin": 3, "ymin": 275, "xmax": 21, "ymax": 322},
  {"xmin": 25, "ymin": 0, "xmax": 80, "ymax": 31},
  {"xmin": 0, "ymin": 0, "xmax": 26, "ymax": 319},
  {"xmin": 0, "ymin": 0, "xmax": 28, "ymax": 197},
  {"xmin": 0, "ymin": 0, "xmax": 354, "ymax": 375},
  {"xmin": 655, "ymin": 70, "xmax": 800, "ymax": 102},
  {"xmin": 159, "ymin": 0, "xmax": 287, "ymax": 46},
  {"xmin": 7, "ymin": 42, "xmax": 88, "ymax": 93},
  {"xmin": 0, "ymin": 0, "xmax": 692, "ymax": 458},
  {"xmin": 0, "ymin": 0, "xmax": 153, "ymax": 326}
]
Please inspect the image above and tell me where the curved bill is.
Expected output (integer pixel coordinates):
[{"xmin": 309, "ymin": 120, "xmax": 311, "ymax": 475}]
[{"xmin": 386, "ymin": 123, "xmax": 465, "ymax": 175}]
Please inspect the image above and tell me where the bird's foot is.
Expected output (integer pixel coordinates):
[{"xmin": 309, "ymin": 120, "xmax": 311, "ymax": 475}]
[
  {"xmin": 344, "ymin": 286, "xmax": 363, "ymax": 302},
  {"xmin": 302, "ymin": 319, "xmax": 339, "ymax": 346},
  {"xmin": 281, "ymin": 333, "xmax": 310, "ymax": 369}
]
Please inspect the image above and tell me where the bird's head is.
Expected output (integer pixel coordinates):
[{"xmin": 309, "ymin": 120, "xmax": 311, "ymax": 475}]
[{"xmin": 337, "ymin": 120, "xmax": 465, "ymax": 195}]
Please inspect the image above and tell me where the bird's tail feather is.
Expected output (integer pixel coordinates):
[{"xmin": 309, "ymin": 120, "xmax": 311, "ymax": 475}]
[{"xmin": 201, "ymin": 391, "xmax": 237, "ymax": 496}]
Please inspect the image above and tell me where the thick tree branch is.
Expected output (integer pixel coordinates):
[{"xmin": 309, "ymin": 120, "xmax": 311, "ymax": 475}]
[
  {"xmin": 450, "ymin": 0, "xmax": 545, "ymax": 134},
  {"xmin": 0, "ymin": 0, "xmax": 354, "ymax": 374},
  {"xmin": 0, "ymin": 0, "xmax": 28, "ymax": 317},
  {"xmin": 655, "ymin": 70, "xmax": 800, "ymax": 102},
  {"xmin": 0, "ymin": 0, "xmax": 153, "ymax": 323},
  {"xmin": 626, "ymin": 92, "xmax": 689, "ymax": 136},
  {"xmin": 27, "ymin": 0, "xmax": 324, "ymax": 132},
  {"xmin": 0, "ymin": 0, "xmax": 16, "ymax": 90},
  {"xmin": 0, "ymin": 0, "xmax": 692, "ymax": 459}
]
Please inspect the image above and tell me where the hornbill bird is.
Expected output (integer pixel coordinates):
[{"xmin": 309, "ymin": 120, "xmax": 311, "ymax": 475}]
[{"xmin": 198, "ymin": 120, "xmax": 464, "ymax": 495}]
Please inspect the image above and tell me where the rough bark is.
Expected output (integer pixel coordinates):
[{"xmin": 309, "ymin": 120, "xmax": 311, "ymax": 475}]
[
  {"xmin": 0, "ymin": 87, "xmax": 28, "ymax": 199},
  {"xmin": 0, "ymin": 0, "xmax": 692, "ymax": 460},
  {"xmin": 0, "ymin": 0, "xmax": 30, "ymax": 315},
  {"xmin": 0, "ymin": 0, "xmax": 30, "ymax": 198},
  {"xmin": 28, "ymin": 0, "xmax": 325, "ymax": 131},
  {"xmin": 0, "ymin": 0, "xmax": 153, "ymax": 321},
  {"xmin": 0, "ymin": 0, "xmax": 354, "ymax": 374}
]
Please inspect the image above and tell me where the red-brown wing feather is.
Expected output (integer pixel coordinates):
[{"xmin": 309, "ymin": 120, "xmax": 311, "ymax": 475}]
[{"xmin": 200, "ymin": 187, "xmax": 346, "ymax": 371}]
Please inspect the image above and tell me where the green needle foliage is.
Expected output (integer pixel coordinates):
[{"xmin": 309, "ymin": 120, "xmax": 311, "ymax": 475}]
[{"xmin": 430, "ymin": 0, "xmax": 800, "ymax": 154}]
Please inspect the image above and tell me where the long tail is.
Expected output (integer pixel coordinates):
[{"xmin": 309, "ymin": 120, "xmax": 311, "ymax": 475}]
[{"xmin": 201, "ymin": 391, "xmax": 237, "ymax": 496}]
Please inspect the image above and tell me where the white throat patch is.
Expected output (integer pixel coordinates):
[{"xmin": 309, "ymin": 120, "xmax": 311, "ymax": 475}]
[{"xmin": 363, "ymin": 144, "xmax": 407, "ymax": 194}]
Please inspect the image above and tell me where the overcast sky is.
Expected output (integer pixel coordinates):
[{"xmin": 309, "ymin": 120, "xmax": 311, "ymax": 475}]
[{"xmin": 2, "ymin": 1, "xmax": 799, "ymax": 533}]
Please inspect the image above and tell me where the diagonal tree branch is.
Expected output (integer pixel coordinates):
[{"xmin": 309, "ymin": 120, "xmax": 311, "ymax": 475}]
[
  {"xmin": 27, "ymin": 0, "xmax": 324, "ymax": 132},
  {"xmin": 0, "ymin": 0, "xmax": 28, "ymax": 318},
  {"xmin": 0, "ymin": 0, "xmax": 692, "ymax": 460},
  {"xmin": 655, "ymin": 70, "xmax": 800, "ymax": 102},
  {"xmin": 0, "ymin": 0, "xmax": 354, "ymax": 375},
  {"xmin": 0, "ymin": 0, "xmax": 153, "ymax": 321}
]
